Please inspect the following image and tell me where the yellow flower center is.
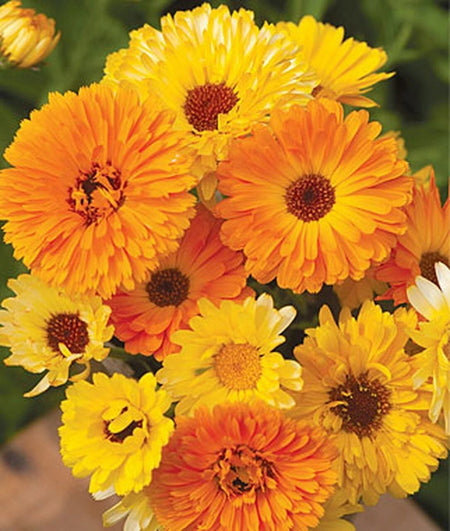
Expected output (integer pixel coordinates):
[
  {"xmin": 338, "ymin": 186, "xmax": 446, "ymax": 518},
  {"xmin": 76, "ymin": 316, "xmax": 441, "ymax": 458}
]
[
  {"xmin": 419, "ymin": 252, "xmax": 449, "ymax": 286},
  {"xmin": 68, "ymin": 162, "xmax": 125, "ymax": 225},
  {"xmin": 213, "ymin": 444, "xmax": 275, "ymax": 499},
  {"xmin": 214, "ymin": 343, "xmax": 261, "ymax": 390},
  {"xmin": 285, "ymin": 174, "xmax": 335, "ymax": 222},
  {"xmin": 103, "ymin": 403, "xmax": 145, "ymax": 444},
  {"xmin": 329, "ymin": 372, "xmax": 391, "ymax": 438},
  {"xmin": 146, "ymin": 268, "xmax": 190, "ymax": 307},
  {"xmin": 183, "ymin": 82, "xmax": 239, "ymax": 132},
  {"xmin": 46, "ymin": 312, "xmax": 89, "ymax": 354}
]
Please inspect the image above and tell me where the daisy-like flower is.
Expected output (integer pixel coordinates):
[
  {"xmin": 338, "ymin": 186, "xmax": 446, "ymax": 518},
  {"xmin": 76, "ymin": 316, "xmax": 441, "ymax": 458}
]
[
  {"xmin": 277, "ymin": 15, "xmax": 393, "ymax": 107},
  {"xmin": 59, "ymin": 372, "xmax": 174, "ymax": 496},
  {"xmin": 407, "ymin": 262, "xmax": 450, "ymax": 433},
  {"xmin": 333, "ymin": 267, "xmax": 387, "ymax": 310},
  {"xmin": 0, "ymin": 83, "xmax": 196, "ymax": 298},
  {"xmin": 102, "ymin": 490, "xmax": 160, "ymax": 531},
  {"xmin": 216, "ymin": 98, "xmax": 412, "ymax": 294},
  {"xmin": 156, "ymin": 293, "xmax": 302, "ymax": 414},
  {"xmin": 0, "ymin": 274, "xmax": 113, "ymax": 397},
  {"xmin": 290, "ymin": 300, "xmax": 448, "ymax": 505},
  {"xmin": 103, "ymin": 3, "xmax": 316, "ymax": 199},
  {"xmin": 375, "ymin": 170, "xmax": 449, "ymax": 305},
  {"xmin": 0, "ymin": 1, "xmax": 60, "ymax": 69},
  {"xmin": 108, "ymin": 205, "xmax": 251, "ymax": 360},
  {"xmin": 316, "ymin": 491, "xmax": 362, "ymax": 531},
  {"xmin": 148, "ymin": 401, "xmax": 337, "ymax": 531}
]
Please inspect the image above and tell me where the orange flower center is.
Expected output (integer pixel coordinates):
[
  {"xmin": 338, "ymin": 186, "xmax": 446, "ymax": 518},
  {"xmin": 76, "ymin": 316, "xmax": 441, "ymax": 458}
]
[
  {"xmin": 68, "ymin": 162, "xmax": 125, "ymax": 225},
  {"xmin": 146, "ymin": 268, "xmax": 190, "ymax": 307},
  {"xmin": 213, "ymin": 444, "xmax": 275, "ymax": 499},
  {"xmin": 285, "ymin": 174, "xmax": 335, "ymax": 221},
  {"xmin": 103, "ymin": 406, "xmax": 144, "ymax": 444},
  {"xmin": 183, "ymin": 82, "xmax": 238, "ymax": 132},
  {"xmin": 46, "ymin": 313, "xmax": 89, "ymax": 354},
  {"xmin": 329, "ymin": 372, "xmax": 391, "ymax": 437},
  {"xmin": 419, "ymin": 252, "xmax": 449, "ymax": 286},
  {"xmin": 214, "ymin": 343, "xmax": 261, "ymax": 390}
]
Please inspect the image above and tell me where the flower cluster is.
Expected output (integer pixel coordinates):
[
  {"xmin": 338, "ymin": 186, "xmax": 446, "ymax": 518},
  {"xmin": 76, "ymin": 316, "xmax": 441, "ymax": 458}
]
[{"xmin": 0, "ymin": 3, "xmax": 448, "ymax": 531}]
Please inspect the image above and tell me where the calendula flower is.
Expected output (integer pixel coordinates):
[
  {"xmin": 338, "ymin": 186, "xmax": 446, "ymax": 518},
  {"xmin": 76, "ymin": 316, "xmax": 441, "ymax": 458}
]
[
  {"xmin": 291, "ymin": 300, "xmax": 448, "ymax": 505},
  {"xmin": 0, "ymin": 1, "xmax": 60, "ymax": 69},
  {"xmin": 375, "ymin": 170, "xmax": 449, "ymax": 305},
  {"xmin": 103, "ymin": 3, "xmax": 316, "ymax": 200},
  {"xmin": 59, "ymin": 372, "xmax": 174, "ymax": 496},
  {"xmin": 0, "ymin": 274, "xmax": 113, "ymax": 397},
  {"xmin": 407, "ymin": 262, "xmax": 450, "ymax": 433},
  {"xmin": 216, "ymin": 98, "xmax": 412, "ymax": 294},
  {"xmin": 102, "ymin": 490, "xmax": 160, "ymax": 531},
  {"xmin": 149, "ymin": 401, "xmax": 337, "ymax": 531},
  {"xmin": 316, "ymin": 491, "xmax": 363, "ymax": 531},
  {"xmin": 157, "ymin": 294, "xmax": 302, "ymax": 414},
  {"xmin": 0, "ymin": 83, "xmax": 196, "ymax": 298},
  {"xmin": 277, "ymin": 15, "xmax": 393, "ymax": 107},
  {"xmin": 108, "ymin": 205, "xmax": 251, "ymax": 360},
  {"xmin": 333, "ymin": 268, "xmax": 387, "ymax": 310}
]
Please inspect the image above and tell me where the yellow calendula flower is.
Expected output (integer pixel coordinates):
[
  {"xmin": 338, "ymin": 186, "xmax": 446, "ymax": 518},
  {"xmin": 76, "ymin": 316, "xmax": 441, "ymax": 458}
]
[
  {"xmin": 59, "ymin": 372, "xmax": 174, "ymax": 496},
  {"xmin": 0, "ymin": 1, "xmax": 60, "ymax": 69},
  {"xmin": 277, "ymin": 15, "xmax": 393, "ymax": 107},
  {"xmin": 407, "ymin": 262, "xmax": 450, "ymax": 434},
  {"xmin": 103, "ymin": 3, "xmax": 316, "ymax": 200},
  {"xmin": 316, "ymin": 491, "xmax": 363, "ymax": 531},
  {"xmin": 291, "ymin": 300, "xmax": 448, "ymax": 506},
  {"xmin": 0, "ymin": 274, "xmax": 113, "ymax": 397},
  {"xmin": 157, "ymin": 294, "xmax": 302, "ymax": 415}
]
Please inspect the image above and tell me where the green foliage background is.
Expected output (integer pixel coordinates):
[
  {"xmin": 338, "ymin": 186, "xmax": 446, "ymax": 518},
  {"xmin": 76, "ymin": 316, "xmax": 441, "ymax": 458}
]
[{"xmin": 0, "ymin": 0, "xmax": 447, "ymax": 527}]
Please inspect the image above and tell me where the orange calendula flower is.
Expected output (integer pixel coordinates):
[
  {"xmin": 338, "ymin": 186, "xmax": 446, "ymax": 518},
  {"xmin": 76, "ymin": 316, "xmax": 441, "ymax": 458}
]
[
  {"xmin": 291, "ymin": 300, "xmax": 448, "ymax": 505},
  {"xmin": 333, "ymin": 267, "xmax": 387, "ymax": 310},
  {"xmin": 59, "ymin": 372, "xmax": 174, "ymax": 496},
  {"xmin": 148, "ymin": 401, "xmax": 337, "ymax": 531},
  {"xmin": 0, "ymin": 83, "xmax": 196, "ymax": 298},
  {"xmin": 103, "ymin": 3, "xmax": 316, "ymax": 200},
  {"xmin": 277, "ymin": 15, "xmax": 393, "ymax": 107},
  {"xmin": 216, "ymin": 98, "xmax": 412, "ymax": 294},
  {"xmin": 375, "ymin": 170, "xmax": 449, "ymax": 305},
  {"xmin": 0, "ymin": 1, "xmax": 60, "ymax": 68},
  {"xmin": 108, "ymin": 205, "xmax": 251, "ymax": 360}
]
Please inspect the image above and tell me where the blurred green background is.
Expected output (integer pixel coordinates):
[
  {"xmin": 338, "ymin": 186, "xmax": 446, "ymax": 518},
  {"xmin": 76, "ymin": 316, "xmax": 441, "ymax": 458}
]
[{"xmin": 0, "ymin": 0, "xmax": 448, "ymax": 527}]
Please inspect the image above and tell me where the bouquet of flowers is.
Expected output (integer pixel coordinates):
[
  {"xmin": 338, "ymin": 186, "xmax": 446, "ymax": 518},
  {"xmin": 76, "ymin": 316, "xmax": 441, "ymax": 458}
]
[{"xmin": 0, "ymin": 2, "xmax": 448, "ymax": 530}]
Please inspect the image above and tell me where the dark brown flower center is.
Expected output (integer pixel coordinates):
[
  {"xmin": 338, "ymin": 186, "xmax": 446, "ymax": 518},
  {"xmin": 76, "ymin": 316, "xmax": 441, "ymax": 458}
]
[
  {"xmin": 285, "ymin": 174, "xmax": 335, "ymax": 221},
  {"xmin": 146, "ymin": 268, "xmax": 190, "ymax": 307},
  {"xmin": 104, "ymin": 406, "xmax": 143, "ymax": 444},
  {"xmin": 68, "ymin": 162, "xmax": 125, "ymax": 225},
  {"xmin": 213, "ymin": 445, "xmax": 275, "ymax": 499},
  {"xmin": 419, "ymin": 252, "xmax": 449, "ymax": 286},
  {"xmin": 46, "ymin": 313, "xmax": 89, "ymax": 354},
  {"xmin": 183, "ymin": 82, "xmax": 238, "ymax": 132},
  {"xmin": 329, "ymin": 372, "xmax": 391, "ymax": 438}
]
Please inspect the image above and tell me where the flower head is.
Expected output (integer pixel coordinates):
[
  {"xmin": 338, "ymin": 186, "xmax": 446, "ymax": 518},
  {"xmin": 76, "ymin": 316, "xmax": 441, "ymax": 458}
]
[
  {"xmin": 108, "ymin": 205, "xmax": 251, "ymax": 360},
  {"xmin": 0, "ymin": 83, "xmax": 196, "ymax": 298},
  {"xmin": 375, "ymin": 170, "xmax": 449, "ymax": 305},
  {"xmin": 216, "ymin": 98, "xmax": 412, "ymax": 293},
  {"xmin": 149, "ymin": 401, "xmax": 337, "ymax": 531},
  {"xmin": 407, "ymin": 262, "xmax": 450, "ymax": 433},
  {"xmin": 0, "ymin": 274, "xmax": 113, "ymax": 397},
  {"xmin": 0, "ymin": 0, "xmax": 60, "ymax": 68},
  {"xmin": 59, "ymin": 372, "xmax": 174, "ymax": 496},
  {"xmin": 277, "ymin": 15, "xmax": 393, "ymax": 107},
  {"xmin": 291, "ymin": 300, "xmax": 448, "ymax": 505},
  {"xmin": 103, "ymin": 3, "xmax": 316, "ymax": 198},
  {"xmin": 157, "ymin": 293, "xmax": 302, "ymax": 414}
]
